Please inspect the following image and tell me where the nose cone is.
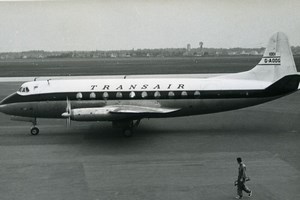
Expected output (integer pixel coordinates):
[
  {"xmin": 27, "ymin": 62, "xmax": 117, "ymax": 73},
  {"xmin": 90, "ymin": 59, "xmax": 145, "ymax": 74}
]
[
  {"xmin": 0, "ymin": 92, "xmax": 18, "ymax": 115},
  {"xmin": 0, "ymin": 104, "xmax": 7, "ymax": 113}
]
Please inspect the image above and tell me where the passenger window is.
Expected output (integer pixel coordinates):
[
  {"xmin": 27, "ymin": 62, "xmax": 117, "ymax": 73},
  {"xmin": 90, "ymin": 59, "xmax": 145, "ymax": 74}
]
[
  {"xmin": 129, "ymin": 91, "xmax": 136, "ymax": 98},
  {"xmin": 154, "ymin": 91, "xmax": 161, "ymax": 98},
  {"xmin": 76, "ymin": 92, "xmax": 83, "ymax": 99},
  {"xmin": 116, "ymin": 92, "xmax": 123, "ymax": 98},
  {"xmin": 141, "ymin": 91, "xmax": 148, "ymax": 98},
  {"xmin": 194, "ymin": 91, "xmax": 201, "ymax": 98},
  {"xmin": 90, "ymin": 92, "xmax": 96, "ymax": 99},
  {"xmin": 168, "ymin": 91, "xmax": 175, "ymax": 98},
  {"xmin": 103, "ymin": 92, "xmax": 109, "ymax": 100},
  {"xmin": 181, "ymin": 91, "xmax": 188, "ymax": 97}
]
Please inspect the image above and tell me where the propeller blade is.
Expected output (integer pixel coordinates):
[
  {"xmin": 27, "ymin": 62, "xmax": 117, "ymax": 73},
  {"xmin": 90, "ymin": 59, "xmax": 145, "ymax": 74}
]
[
  {"xmin": 65, "ymin": 97, "xmax": 71, "ymax": 128},
  {"xmin": 66, "ymin": 116, "xmax": 71, "ymax": 128},
  {"xmin": 66, "ymin": 97, "xmax": 71, "ymax": 113}
]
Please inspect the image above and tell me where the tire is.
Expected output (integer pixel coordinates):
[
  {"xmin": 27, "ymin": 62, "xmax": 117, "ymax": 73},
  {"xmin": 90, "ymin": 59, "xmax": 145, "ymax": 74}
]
[
  {"xmin": 123, "ymin": 129, "xmax": 133, "ymax": 137},
  {"xmin": 31, "ymin": 127, "xmax": 39, "ymax": 135}
]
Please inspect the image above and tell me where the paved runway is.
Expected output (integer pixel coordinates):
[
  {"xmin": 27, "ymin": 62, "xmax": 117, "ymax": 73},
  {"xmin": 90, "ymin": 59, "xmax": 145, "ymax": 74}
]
[{"xmin": 0, "ymin": 82, "xmax": 299, "ymax": 200}]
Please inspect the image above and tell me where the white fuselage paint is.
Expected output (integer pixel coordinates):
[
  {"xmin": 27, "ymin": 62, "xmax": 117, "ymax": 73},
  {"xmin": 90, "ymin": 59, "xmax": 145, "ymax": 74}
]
[
  {"xmin": 19, "ymin": 77, "xmax": 270, "ymax": 95},
  {"xmin": 0, "ymin": 76, "xmax": 280, "ymax": 121}
]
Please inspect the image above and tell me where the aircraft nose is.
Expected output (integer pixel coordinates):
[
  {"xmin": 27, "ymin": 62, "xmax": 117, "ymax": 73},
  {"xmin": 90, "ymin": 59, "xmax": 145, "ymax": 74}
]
[
  {"xmin": 0, "ymin": 93, "xmax": 18, "ymax": 114},
  {"xmin": 0, "ymin": 104, "xmax": 6, "ymax": 113}
]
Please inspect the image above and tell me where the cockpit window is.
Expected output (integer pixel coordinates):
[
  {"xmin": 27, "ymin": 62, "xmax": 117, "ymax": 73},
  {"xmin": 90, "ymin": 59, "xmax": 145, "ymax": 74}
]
[{"xmin": 18, "ymin": 87, "xmax": 30, "ymax": 93}]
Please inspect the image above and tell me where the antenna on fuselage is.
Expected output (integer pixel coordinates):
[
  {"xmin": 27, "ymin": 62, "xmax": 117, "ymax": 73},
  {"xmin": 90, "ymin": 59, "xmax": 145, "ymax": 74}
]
[{"xmin": 47, "ymin": 79, "xmax": 51, "ymax": 85}]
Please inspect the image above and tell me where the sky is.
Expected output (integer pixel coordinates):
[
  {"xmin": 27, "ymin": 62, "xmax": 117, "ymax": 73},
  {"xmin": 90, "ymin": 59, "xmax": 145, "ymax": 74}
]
[{"xmin": 0, "ymin": 0, "xmax": 300, "ymax": 52}]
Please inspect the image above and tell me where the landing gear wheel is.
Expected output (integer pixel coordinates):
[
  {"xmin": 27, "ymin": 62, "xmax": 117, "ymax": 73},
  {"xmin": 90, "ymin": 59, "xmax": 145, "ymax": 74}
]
[
  {"xmin": 30, "ymin": 127, "xmax": 39, "ymax": 135},
  {"xmin": 123, "ymin": 129, "xmax": 133, "ymax": 137}
]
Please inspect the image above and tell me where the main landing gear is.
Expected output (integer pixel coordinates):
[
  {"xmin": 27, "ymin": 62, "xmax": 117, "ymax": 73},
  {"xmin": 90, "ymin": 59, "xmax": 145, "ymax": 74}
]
[
  {"xmin": 113, "ymin": 119, "xmax": 141, "ymax": 137},
  {"xmin": 122, "ymin": 128, "xmax": 133, "ymax": 137}
]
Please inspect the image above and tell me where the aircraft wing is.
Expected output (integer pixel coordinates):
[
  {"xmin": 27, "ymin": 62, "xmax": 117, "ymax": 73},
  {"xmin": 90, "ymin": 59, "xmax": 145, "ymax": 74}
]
[
  {"xmin": 109, "ymin": 105, "xmax": 180, "ymax": 114},
  {"xmin": 65, "ymin": 105, "xmax": 180, "ymax": 121}
]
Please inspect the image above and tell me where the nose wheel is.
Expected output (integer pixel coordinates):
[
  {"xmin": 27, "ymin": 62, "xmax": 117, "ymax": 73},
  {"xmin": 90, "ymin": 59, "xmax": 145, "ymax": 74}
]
[{"xmin": 30, "ymin": 127, "xmax": 39, "ymax": 135}]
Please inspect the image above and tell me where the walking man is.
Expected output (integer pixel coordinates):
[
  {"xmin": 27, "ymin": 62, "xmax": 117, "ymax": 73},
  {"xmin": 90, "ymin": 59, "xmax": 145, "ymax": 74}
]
[{"xmin": 235, "ymin": 157, "xmax": 252, "ymax": 199}]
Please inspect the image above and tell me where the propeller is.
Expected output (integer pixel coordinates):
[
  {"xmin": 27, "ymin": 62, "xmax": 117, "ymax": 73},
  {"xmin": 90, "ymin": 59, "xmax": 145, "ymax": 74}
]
[{"xmin": 62, "ymin": 97, "xmax": 72, "ymax": 128}]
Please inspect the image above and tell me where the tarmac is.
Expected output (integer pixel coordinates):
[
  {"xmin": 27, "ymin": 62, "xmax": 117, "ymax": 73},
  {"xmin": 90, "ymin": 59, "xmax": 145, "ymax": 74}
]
[{"xmin": 0, "ymin": 79, "xmax": 299, "ymax": 200}]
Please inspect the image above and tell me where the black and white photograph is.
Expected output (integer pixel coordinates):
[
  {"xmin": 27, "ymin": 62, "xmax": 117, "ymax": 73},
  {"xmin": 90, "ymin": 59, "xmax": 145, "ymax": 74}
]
[{"xmin": 0, "ymin": 0, "xmax": 299, "ymax": 199}]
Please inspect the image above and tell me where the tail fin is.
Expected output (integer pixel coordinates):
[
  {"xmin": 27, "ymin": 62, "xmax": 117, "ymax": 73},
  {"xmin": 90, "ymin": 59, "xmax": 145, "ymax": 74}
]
[
  {"xmin": 219, "ymin": 32, "xmax": 297, "ymax": 82},
  {"xmin": 253, "ymin": 32, "xmax": 297, "ymax": 81}
]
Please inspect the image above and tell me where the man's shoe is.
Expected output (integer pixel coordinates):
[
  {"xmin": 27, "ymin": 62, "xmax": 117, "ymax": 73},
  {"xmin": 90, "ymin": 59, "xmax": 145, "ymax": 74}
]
[
  {"xmin": 248, "ymin": 191, "xmax": 252, "ymax": 197},
  {"xmin": 235, "ymin": 196, "xmax": 242, "ymax": 199}
]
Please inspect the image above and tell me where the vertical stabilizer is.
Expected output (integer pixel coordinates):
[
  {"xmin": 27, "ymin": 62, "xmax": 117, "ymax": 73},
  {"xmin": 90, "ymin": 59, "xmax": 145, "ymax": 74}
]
[
  {"xmin": 218, "ymin": 32, "xmax": 297, "ymax": 82},
  {"xmin": 254, "ymin": 32, "xmax": 297, "ymax": 81}
]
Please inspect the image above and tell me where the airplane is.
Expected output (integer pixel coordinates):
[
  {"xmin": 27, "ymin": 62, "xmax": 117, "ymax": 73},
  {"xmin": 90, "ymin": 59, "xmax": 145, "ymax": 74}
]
[{"xmin": 0, "ymin": 32, "xmax": 299, "ymax": 137}]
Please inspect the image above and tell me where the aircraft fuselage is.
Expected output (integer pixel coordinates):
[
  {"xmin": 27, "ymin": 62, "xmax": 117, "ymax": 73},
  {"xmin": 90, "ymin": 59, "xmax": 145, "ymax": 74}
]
[{"xmin": 0, "ymin": 78, "xmax": 287, "ymax": 121}]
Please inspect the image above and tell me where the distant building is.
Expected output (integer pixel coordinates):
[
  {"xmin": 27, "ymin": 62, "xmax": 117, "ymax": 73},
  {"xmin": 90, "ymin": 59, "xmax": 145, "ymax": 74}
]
[
  {"xmin": 240, "ymin": 50, "xmax": 249, "ymax": 55},
  {"xmin": 110, "ymin": 53, "xmax": 117, "ymax": 58},
  {"xmin": 249, "ymin": 50, "xmax": 259, "ymax": 55},
  {"xmin": 183, "ymin": 43, "xmax": 192, "ymax": 56},
  {"xmin": 228, "ymin": 51, "xmax": 237, "ymax": 55},
  {"xmin": 187, "ymin": 44, "xmax": 191, "ymax": 52}
]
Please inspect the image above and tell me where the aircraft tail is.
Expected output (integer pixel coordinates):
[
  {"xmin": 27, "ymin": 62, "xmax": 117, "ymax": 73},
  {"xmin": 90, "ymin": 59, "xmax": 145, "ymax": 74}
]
[
  {"xmin": 254, "ymin": 32, "xmax": 297, "ymax": 81},
  {"xmin": 265, "ymin": 74, "xmax": 300, "ymax": 96},
  {"xmin": 219, "ymin": 32, "xmax": 298, "ymax": 82}
]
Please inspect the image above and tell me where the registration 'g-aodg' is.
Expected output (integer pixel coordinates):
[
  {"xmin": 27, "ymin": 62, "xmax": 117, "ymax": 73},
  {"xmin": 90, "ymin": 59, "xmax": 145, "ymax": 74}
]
[{"xmin": 0, "ymin": 32, "xmax": 299, "ymax": 136}]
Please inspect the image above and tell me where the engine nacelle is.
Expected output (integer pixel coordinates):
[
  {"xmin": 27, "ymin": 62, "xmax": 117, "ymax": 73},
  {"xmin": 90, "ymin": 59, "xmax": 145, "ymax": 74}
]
[{"xmin": 70, "ymin": 107, "xmax": 119, "ymax": 121}]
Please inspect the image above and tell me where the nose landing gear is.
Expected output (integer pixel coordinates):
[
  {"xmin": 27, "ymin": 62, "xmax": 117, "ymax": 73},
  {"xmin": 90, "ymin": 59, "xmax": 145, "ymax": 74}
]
[
  {"xmin": 30, "ymin": 127, "xmax": 39, "ymax": 135},
  {"xmin": 30, "ymin": 118, "xmax": 39, "ymax": 136}
]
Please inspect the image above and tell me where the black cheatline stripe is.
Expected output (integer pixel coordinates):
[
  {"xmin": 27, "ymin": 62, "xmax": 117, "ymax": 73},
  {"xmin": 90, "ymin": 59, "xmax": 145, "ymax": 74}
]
[{"xmin": 1, "ymin": 90, "xmax": 274, "ymax": 105}]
